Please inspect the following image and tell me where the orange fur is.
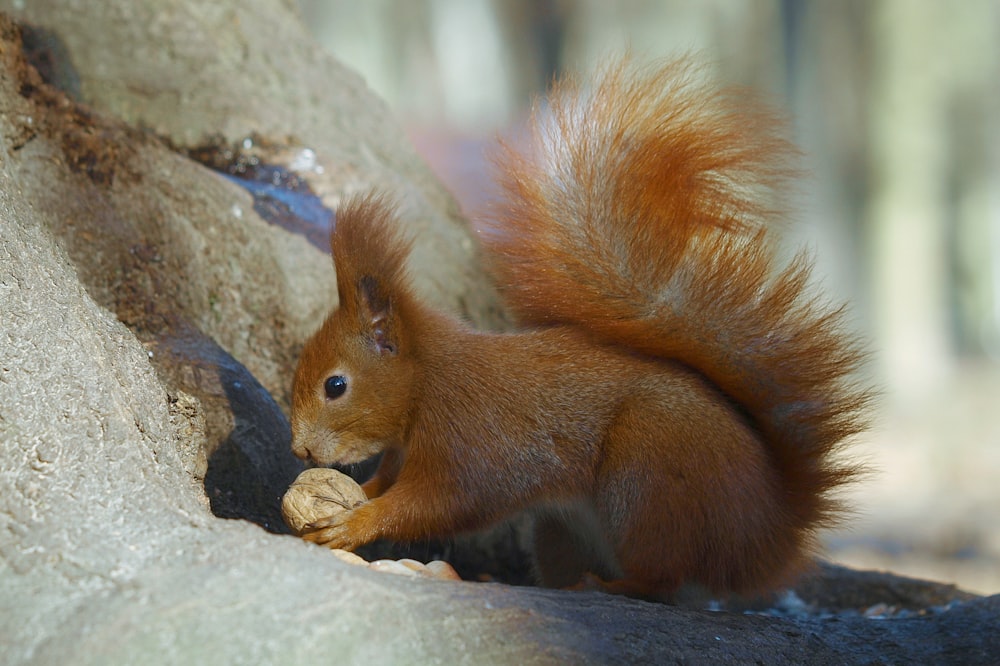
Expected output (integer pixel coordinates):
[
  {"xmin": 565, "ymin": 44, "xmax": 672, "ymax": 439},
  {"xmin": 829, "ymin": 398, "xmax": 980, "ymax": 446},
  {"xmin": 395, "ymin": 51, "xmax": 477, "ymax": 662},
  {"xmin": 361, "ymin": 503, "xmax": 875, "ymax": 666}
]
[{"xmin": 290, "ymin": 58, "xmax": 871, "ymax": 599}]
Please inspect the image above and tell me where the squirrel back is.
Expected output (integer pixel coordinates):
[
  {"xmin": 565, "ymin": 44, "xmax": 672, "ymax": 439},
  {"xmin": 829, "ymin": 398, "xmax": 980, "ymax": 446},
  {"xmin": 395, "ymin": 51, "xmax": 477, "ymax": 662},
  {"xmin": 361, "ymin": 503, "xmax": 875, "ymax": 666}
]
[
  {"xmin": 481, "ymin": 58, "xmax": 870, "ymax": 552},
  {"xmin": 291, "ymin": 57, "xmax": 871, "ymax": 599}
]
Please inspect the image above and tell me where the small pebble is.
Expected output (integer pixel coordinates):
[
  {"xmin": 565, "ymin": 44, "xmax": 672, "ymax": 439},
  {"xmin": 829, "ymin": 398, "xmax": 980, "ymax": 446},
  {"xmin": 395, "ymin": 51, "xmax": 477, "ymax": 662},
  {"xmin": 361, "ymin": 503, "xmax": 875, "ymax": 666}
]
[
  {"xmin": 370, "ymin": 559, "xmax": 420, "ymax": 578},
  {"xmin": 330, "ymin": 549, "xmax": 367, "ymax": 567}
]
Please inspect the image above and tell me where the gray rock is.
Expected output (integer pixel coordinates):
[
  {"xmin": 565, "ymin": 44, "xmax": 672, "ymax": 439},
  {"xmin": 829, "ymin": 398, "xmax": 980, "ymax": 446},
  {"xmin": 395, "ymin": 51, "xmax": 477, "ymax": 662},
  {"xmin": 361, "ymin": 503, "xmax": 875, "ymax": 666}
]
[
  {"xmin": 6, "ymin": 0, "xmax": 505, "ymax": 343},
  {"xmin": 0, "ymin": 5, "xmax": 997, "ymax": 665}
]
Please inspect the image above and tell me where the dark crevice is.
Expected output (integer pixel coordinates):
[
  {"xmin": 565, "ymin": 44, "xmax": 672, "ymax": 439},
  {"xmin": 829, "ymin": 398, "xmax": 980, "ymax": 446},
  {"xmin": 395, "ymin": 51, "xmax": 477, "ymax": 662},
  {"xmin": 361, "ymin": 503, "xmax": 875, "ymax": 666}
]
[
  {"xmin": 19, "ymin": 22, "xmax": 82, "ymax": 100},
  {"xmin": 185, "ymin": 136, "xmax": 335, "ymax": 251}
]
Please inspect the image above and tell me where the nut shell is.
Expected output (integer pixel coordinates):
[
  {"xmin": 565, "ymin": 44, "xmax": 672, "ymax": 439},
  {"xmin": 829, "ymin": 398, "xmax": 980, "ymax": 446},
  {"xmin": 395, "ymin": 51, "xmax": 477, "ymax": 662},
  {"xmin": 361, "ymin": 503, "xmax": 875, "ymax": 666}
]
[{"xmin": 281, "ymin": 467, "xmax": 367, "ymax": 535}]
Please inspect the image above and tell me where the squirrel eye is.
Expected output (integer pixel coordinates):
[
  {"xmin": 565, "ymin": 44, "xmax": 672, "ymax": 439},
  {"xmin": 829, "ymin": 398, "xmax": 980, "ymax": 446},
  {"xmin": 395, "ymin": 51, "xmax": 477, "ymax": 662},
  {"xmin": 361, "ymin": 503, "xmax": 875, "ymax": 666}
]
[{"xmin": 324, "ymin": 375, "xmax": 348, "ymax": 400}]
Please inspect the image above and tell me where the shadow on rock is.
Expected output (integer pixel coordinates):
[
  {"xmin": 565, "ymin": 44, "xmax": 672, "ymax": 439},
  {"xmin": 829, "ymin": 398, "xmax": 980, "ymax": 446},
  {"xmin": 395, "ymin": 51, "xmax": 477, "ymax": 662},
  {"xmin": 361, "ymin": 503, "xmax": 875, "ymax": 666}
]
[{"xmin": 154, "ymin": 328, "xmax": 304, "ymax": 534}]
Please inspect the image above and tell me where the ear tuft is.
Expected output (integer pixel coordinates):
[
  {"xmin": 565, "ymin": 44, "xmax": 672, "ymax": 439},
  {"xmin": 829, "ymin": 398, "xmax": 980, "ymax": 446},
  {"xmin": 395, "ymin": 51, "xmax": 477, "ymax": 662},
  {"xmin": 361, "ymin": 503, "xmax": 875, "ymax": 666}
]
[
  {"xmin": 331, "ymin": 192, "xmax": 413, "ymax": 356},
  {"xmin": 359, "ymin": 275, "xmax": 398, "ymax": 355},
  {"xmin": 359, "ymin": 275, "xmax": 390, "ymax": 321}
]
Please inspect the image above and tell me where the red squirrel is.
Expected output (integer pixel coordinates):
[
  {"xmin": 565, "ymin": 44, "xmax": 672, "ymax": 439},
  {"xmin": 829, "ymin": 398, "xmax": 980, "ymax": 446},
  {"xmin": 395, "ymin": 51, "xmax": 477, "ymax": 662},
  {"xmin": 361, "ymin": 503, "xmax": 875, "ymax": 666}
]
[{"xmin": 290, "ymin": 58, "xmax": 870, "ymax": 599}]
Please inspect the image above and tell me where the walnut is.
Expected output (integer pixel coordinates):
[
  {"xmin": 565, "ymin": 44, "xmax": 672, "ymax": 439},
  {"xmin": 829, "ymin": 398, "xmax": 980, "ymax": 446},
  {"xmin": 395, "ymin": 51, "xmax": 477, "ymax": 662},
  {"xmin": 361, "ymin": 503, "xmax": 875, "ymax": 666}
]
[
  {"xmin": 281, "ymin": 467, "xmax": 367, "ymax": 536},
  {"xmin": 282, "ymin": 468, "xmax": 462, "ymax": 583}
]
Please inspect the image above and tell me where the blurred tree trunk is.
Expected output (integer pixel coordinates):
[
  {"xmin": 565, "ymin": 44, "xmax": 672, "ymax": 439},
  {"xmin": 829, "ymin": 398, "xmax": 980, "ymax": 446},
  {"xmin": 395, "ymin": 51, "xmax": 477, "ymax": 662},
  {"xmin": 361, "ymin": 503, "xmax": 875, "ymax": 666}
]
[{"xmin": 866, "ymin": 0, "xmax": 999, "ymax": 401}]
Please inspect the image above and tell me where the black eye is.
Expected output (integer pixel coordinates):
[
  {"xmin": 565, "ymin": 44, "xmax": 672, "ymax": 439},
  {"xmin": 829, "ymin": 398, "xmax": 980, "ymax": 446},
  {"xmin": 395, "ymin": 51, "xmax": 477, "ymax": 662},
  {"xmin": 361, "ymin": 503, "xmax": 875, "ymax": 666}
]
[{"xmin": 324, "ymin": 375, "xmax": 348, "ymax": 400}]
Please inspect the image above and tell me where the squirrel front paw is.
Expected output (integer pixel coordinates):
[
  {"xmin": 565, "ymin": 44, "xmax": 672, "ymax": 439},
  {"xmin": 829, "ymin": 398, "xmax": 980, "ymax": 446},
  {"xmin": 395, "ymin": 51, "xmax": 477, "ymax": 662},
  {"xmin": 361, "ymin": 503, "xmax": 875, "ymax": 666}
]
[{"xmin": 301, "ymin": 510, "xmax": 364, "ymax": 551}]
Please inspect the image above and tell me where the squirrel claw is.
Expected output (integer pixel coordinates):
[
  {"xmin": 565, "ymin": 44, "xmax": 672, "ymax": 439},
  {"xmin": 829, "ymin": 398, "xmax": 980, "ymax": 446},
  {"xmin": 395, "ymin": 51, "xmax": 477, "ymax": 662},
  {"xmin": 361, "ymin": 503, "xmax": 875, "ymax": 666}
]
[
  {"xmin": 301, "ymin": 511, "xmax": 357, "ymax": 550},
  {"xmin": 304, "ymin": 514, "xmax": 342, "ymax": 531}
]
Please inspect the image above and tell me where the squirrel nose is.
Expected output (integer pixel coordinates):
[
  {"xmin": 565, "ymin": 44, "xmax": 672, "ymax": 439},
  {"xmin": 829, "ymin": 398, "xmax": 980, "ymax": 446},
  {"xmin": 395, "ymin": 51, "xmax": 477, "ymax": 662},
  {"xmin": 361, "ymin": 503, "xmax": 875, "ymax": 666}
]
[{"xmin": 292, "ymin": 443, "xmax": 313, "ymax": 463}]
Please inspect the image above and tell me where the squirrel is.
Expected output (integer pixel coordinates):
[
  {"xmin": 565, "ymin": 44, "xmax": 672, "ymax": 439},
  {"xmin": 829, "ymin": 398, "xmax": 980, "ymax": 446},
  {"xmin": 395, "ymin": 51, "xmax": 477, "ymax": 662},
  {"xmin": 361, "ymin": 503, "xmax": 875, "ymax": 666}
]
[{"xmin": 290, "ymin": 57, "xmax": 871, "ymax": 599}]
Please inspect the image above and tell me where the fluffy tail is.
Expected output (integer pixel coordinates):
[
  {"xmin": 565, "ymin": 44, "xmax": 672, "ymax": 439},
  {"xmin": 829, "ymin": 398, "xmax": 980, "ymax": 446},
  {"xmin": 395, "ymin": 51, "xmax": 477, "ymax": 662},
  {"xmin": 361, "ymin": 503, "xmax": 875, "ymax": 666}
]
[{"xmin": 481, "ymin": 58, "xmax": 870, "ymax": 535}]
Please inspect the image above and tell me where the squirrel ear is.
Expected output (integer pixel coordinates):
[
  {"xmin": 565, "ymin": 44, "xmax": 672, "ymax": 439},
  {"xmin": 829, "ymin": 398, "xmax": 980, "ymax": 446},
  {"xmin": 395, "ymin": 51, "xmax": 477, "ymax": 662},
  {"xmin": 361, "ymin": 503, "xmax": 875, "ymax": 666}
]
[{"xmin": 359, "ymin": 275, "xmax": 398, "ymax": 356}]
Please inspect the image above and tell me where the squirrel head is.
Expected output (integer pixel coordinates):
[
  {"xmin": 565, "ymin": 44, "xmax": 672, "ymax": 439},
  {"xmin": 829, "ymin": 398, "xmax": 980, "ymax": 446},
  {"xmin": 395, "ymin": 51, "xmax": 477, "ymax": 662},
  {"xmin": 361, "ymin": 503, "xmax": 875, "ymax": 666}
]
[{"xmin": 291, "ymin": 193, "xmax": 417, "ymax": 466}]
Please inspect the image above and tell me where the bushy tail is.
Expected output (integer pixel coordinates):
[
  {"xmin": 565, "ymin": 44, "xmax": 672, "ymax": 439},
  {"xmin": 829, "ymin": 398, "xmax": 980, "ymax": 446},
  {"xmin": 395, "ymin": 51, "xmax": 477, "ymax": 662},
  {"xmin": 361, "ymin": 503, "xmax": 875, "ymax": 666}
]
[{"xmin": 481, "ymin": 58, "xmax": 870, "ymax": 533}]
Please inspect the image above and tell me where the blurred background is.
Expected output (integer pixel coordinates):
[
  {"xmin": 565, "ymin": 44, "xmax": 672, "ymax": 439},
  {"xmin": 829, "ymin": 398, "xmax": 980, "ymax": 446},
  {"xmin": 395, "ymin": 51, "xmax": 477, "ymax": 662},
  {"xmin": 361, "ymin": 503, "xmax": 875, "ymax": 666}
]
[{"xmin": 297, "ymin": 0, "xmax": 1000, "ymax": 595}]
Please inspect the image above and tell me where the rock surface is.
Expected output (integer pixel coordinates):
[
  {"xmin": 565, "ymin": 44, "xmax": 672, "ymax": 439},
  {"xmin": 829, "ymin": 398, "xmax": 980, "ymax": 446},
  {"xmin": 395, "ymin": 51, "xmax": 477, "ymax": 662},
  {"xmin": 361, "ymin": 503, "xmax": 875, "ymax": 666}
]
[{"xmin": 0, "ymin": 3, "xmax": 997, "ymax": 664}]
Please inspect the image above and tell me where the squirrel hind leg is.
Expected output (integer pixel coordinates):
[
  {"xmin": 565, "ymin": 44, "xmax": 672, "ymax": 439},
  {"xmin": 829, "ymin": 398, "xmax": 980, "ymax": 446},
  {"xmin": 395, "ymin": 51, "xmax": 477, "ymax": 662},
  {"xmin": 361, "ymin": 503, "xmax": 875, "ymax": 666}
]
[
  {"xmin": 531, "ymin": 500, "xmax": 734, "ymax": 605},
  {"xmin": 567, "ymin": 573, "xmax": 715, "ymax": 607},
  {"xmin": 531, "ymin": 505, "xmax": 621, "ymax": 589}
]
